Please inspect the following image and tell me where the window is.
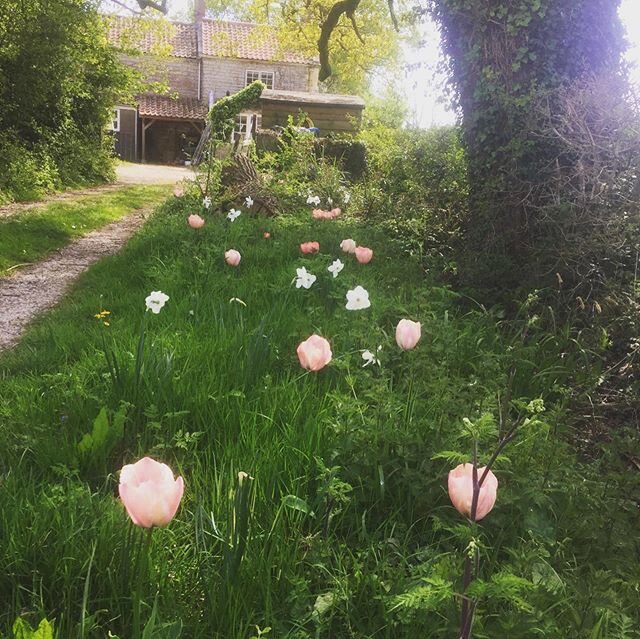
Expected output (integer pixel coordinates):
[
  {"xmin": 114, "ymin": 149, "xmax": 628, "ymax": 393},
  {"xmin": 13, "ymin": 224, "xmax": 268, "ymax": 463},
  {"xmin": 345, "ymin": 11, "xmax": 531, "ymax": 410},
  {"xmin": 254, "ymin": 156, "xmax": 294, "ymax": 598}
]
[
  {"xmin": 233, "ymin": 112, "xmax": 261, "ymax": 140},
  {"xmin": 245, "ymin": 70, "xmax": 274, "ymax": 90},
  {"xmin": 109, "ymin": 108, "xmax": 120, "ymax": 132}
]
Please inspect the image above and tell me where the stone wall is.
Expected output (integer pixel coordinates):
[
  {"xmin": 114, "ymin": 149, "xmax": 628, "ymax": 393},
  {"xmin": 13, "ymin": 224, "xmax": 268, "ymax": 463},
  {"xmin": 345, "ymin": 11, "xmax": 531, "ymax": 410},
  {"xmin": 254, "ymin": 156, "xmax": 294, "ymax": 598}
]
[
  {"xmin": 201, "ymin": 58, "xmax": 316, "ymax": 102},
  {"xmin": 120, "ymin": 54, "xmax": 199, "ymax": 99}
]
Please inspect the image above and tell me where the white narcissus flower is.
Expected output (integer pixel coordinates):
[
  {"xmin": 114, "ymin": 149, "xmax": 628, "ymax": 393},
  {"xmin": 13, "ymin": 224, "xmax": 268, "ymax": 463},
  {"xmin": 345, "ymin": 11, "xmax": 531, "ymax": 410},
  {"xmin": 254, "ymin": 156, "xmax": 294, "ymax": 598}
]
[
  {"xmin": 327, "ymin": 197, "xmax": 333, "ymax": 206},
  {"xmin": 343, "ymin": 191, "xmax": 351, "ymax": 204},
  {"xmin": 327, "ymin": 259, "xmax": 344, "ymax": 278},
  {"xmin": 203, "ymin": 196, "xmax": 212, "ymax": 209},
  {"xmin": 294, "ymin": 267, "xmax": 317, "ymax": 289},
  {"xmin": 245, "ymin": 195, "xmax": 254, "ymax": 208},
  {"xmin": 306, "ymin": 195, "xmax": 321, "ymax": 206},
  {"xmin": 345, "ymin": 285, "xmax": 371, "ymax": 310},
  {"xmin": 145, "ymin": 291, "xmax": 169, "ymax": 314},
  {"xmin": 362, "ymin": 345, "xmax": 382, "ymax": 367},
  {"xmin": 227, "ymin": 208, "xmax": 242, "ymax": 222}
]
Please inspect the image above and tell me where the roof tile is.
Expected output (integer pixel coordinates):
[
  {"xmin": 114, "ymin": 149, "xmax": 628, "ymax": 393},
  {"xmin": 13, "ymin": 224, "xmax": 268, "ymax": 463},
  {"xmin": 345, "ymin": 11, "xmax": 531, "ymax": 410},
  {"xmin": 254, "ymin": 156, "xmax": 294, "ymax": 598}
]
[{"xmin": 138, "ymin": 94, "xmax": 208, "ymax": 120}]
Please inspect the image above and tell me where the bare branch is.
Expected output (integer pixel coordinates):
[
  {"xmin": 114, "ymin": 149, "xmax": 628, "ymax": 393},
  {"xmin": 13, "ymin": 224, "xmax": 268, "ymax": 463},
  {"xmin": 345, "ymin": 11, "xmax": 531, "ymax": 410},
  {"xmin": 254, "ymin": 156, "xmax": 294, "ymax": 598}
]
[{"xmin": 387, "ymin": 0, "xmax": 399, "ymax": 32}]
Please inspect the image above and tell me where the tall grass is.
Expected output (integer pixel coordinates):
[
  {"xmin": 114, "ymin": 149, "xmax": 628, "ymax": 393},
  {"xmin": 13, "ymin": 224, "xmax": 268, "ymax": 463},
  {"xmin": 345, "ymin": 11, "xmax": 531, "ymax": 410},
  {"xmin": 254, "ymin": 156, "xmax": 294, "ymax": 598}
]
[{"xmin": 0, "ymin": 196, "xmax": 638, "ymax": 638}]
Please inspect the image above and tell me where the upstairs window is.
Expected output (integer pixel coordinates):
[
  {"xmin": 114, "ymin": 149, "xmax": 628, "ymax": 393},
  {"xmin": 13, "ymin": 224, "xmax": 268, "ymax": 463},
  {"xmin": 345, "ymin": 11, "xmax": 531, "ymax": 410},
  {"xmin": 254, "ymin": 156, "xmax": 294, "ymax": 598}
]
[{"xmin": 245, "ymin": 70, "xmax": 274, "ymax": 90}]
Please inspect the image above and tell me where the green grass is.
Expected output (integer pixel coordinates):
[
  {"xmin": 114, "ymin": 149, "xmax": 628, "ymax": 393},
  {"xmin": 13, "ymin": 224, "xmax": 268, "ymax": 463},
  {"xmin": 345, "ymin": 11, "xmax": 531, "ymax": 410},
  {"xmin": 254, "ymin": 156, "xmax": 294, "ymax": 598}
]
[
  {"xmin": 0, "ymin": 185, "xmax": 170, "ymax": 275},
  {"xmin": 0, "ymin": 196, "xmax": 638, "ymax": 638}
]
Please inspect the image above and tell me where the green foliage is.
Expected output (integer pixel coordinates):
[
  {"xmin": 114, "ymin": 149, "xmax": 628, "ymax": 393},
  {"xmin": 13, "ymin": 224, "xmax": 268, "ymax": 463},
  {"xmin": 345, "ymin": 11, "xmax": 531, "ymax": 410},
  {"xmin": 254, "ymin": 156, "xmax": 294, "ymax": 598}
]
[
  {"xmin": 209, "ymin": 81, "xmax": 265, "ymax": 141},
  {"xmin": 316, "ymin": 137, "xmax": 367, "ymax": 180},
  {"xmin": 357, "ymin": 123, "xmax": 468, "ymax": 261},
  {"xmin": 11, "ymin": 618, "xmax": 55, "ymax": 639},
  {"xmin": 0, "ymin": 0, "xmax": 129, "ymax": 201}
]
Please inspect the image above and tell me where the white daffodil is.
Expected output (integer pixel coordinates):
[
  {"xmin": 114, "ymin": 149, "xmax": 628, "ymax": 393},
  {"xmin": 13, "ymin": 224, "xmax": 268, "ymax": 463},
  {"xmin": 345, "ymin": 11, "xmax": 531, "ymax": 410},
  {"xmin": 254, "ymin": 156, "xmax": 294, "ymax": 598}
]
[
  {"xmin": 327, "ymin": 259, "xmax": 344, "ymax": 278},
  {"xmin": 362, "ymin": 345, "xmax": 382, "ymax": 367},
  {"xmin": 203, "ymin": 196, "xmax": 212, "ymax": 209},
  {"xmin": 294, "ymin": 266, "xmax": 317, "ymax": 289},
  {"xmin": 227, "ymin": 208, "xmax": 242, "ymax": 222},
  {"xmin": 327, "ymin": 197, "xmax": 333, "ymax": 206},
  {"xmin": 145, "ymin": 290, "xmax": 169, "ymax": 314},
  {"xmin": 244, "ymin": 196, "xmax": 254, "ymax": 208},
  {"xmin": 345, "ymin": 285, "xmax": 371, "ymax": 311},
  {"xmin": 306, "ymin": 195, "xmax": 321, "ymax": 206},
  {"xmin": 343, "ymin": 191, "xmax": 351, "ymax": 204}
]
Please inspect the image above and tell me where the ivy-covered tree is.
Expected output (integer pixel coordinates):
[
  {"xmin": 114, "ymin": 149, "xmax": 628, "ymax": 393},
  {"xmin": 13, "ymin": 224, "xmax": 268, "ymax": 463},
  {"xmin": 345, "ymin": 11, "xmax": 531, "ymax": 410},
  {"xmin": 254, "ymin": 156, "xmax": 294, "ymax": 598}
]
[{"xmin": 428, "ymin": 0, "xmax": 627, "ymax": 293}]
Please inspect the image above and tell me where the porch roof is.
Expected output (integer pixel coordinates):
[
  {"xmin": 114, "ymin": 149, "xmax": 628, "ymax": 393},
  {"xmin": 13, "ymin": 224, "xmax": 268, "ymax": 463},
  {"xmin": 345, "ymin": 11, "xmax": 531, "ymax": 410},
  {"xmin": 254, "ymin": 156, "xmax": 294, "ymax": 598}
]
[{"xmin": 138, "ymin": 94, "xmax": 208, "ymax": 121}]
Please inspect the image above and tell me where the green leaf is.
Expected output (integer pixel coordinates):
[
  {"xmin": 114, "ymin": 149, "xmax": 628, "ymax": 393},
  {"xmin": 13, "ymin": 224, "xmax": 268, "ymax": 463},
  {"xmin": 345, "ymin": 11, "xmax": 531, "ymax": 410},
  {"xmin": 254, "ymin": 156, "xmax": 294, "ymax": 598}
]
[{"xmin": 282, "ymin": 494, "xmax": 315, "ymax": 517}]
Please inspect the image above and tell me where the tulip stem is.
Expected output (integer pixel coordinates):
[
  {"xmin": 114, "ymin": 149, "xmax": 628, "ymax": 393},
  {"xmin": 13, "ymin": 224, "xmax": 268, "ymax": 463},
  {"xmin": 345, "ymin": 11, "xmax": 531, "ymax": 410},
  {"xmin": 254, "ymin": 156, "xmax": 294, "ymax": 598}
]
[
  {"xmin": 459, "ymin": 417, "xmax": 523, "ymax": 639},
  {"xmin": 133, "ymin": 526, "xmax": 154, "ymax": 638}
]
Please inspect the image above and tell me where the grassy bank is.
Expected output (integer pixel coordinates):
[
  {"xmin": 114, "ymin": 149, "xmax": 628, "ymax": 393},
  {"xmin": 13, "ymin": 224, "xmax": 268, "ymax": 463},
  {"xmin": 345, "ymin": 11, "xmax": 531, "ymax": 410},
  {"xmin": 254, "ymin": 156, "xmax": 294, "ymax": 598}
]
[
  {"xmin": 0, "ymin": 196, "xmax": 637, "ymax": 638},
  {"xmin": 0, "ymin": 185, "xmax": 170, "ymax": 275}
]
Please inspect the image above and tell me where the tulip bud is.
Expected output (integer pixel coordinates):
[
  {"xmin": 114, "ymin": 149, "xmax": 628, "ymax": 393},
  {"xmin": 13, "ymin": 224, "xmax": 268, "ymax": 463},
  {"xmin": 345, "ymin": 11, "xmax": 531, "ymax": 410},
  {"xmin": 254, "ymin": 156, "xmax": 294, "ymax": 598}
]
[
  {"xmin": 297, "ymin": 334, "xmax": 332, "ymax": 371},
  {"xmin": 355, "ymin": 246, "xmax": 373, "ymax": 264},
  {"xmin": 225, "ymin": 249, "xmax": 241, "ymax": 267},
  {"xmin": 448, "ymin": 463, "xmax": 498, "ymax": 521},
  {"xmin": 188, "ymin": 214, "xmax": 205, "ymax": 229},
  {"xmin": 119, "ymin": 457, "xmax": 184, "ymax": 528},
  {"xmin": 395, "ymin": 319, "xmax": 421, "ymax": 350}
]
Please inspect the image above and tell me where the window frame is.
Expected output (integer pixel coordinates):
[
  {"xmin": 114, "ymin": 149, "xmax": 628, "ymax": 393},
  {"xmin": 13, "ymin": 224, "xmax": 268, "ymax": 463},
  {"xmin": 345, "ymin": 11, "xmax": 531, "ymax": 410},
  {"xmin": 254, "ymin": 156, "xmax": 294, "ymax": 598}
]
[
  {"xmin": 245, "ymin": 69, "xmax": 275, "ymax": 90},
  {"xmin": 110, "ymin": 108, "xmax": 121, "ymax": 132}
]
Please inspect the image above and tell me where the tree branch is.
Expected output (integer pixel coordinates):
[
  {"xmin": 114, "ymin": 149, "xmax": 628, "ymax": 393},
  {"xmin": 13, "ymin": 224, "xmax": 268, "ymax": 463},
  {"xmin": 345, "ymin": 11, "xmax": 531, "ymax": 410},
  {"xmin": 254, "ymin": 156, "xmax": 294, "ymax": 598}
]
[
  {"xmin": 387, "ymin": 0, "xmax": 399, "ymax": 32},
  {"xmin": 317, "ymin": 0, "xmax": 362, "ymax": 81},
  {"xmin": 136, "ymin": 0, "xmax": 168, "ymax": 13}
]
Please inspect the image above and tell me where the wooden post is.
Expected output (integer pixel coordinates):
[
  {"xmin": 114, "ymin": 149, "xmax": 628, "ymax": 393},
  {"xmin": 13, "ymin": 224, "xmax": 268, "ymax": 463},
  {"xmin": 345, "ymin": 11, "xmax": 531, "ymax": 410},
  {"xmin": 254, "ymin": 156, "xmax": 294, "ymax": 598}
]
[{"xmin": 142, "ymin": 119, "xmax": 155, "ymax": 164}]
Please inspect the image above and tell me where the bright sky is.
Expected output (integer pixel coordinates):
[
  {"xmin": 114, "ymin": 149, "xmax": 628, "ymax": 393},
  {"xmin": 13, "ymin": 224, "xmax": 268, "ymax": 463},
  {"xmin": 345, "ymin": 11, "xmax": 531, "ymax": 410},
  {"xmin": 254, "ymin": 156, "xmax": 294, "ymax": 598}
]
[{"xmin": 158, "ymin": 0, "xmax": 640, "ymax": 128}]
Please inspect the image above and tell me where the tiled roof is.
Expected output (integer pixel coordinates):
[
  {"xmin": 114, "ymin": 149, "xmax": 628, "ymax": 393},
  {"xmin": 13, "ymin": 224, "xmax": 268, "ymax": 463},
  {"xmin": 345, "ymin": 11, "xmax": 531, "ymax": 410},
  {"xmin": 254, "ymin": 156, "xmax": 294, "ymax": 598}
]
[
  {"xmin": 107, "ymin": 16, "xmax": 197, "ymax": 58},
  {"xmin": 138, "ymin": 94, "xmax": 208, "ymax": 120},
  {"xmin": 105, "ymin": 15, "xmax": 317, "ymax": 65},
  {"xmin": 200, "ymin": 20, "xmax": 318, "ymax": 65}
]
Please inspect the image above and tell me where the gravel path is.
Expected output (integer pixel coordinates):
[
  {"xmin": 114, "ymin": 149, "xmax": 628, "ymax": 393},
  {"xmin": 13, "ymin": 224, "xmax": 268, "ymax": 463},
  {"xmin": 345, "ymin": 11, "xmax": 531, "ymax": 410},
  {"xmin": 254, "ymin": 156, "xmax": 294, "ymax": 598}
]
[{"xmin": 0, "ymin": 208, "xmax": 151, "ymax": 351}]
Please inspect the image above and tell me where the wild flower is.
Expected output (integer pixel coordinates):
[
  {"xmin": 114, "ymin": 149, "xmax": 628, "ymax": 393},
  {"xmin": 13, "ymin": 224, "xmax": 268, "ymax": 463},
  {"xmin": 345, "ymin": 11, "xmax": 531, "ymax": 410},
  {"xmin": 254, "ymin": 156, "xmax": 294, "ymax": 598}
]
[
  {"xmin": 227, "ymin": 208, "xmax": 242, "ymax": 222},
  {"xmin": 203, "ymin": 196, "xmax": 212, "ymax": 209},
  {"xmin": 362, "ymin": 345, "xmax": 382, "ymax": 367},
  {"xmin": 306, "ymin": 194, "xmax": 321, "ymax": 206},
  {"xmin": 345, "ymin": 285, "xmax": 371, "ymax": 310},
  {"xmin": 327, "ymin": 259, "xmax": 344, "ymax": 278},
  {"xmin": 245, "ymin": 195, "xmax": 254, "ymax": 208},
  {"xmin": 94, "ymin": 309, "xmax": 111, "ymax": 327},
  {"xmin": 145, "ymin": 291, "xmax": 169, "ymax": 314},
  {"xmin": 294, "ymin": 266, "xmax": 317, "ymax": 289}
]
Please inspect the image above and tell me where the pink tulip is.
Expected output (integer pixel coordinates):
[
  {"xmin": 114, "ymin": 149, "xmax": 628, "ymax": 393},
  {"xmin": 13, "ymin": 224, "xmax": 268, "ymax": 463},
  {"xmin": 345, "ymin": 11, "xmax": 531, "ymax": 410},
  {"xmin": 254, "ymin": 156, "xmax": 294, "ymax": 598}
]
[
  {"xmin": 225, "ymin": 249, "xmax": 241, "ymax": 266},
  {"xmin": 173, "ymin": 185, "xmax": 185, "ymax": 197},
  {"xmin": 263, "ymin": 231, "xmax": 271, "ymax": 239},
  {"xmin": 395, "ymin": 319, "xmax": 421, "ymax": 350},
  {"xmin": 312, "ymin": 209, "xmax": 327, "ymax": 220},
  {"xmin": 297, "ymin": 334, "xmax": 332, "ymax": 371},
  {"xmin": 187, "ymin": 214, "xmax": 205, "ymax": 229},
  {"xmin": 448, "ymin": 463, "xmax": 498, "ymax": 521},
  {"xmin": 119, "ymin": 457, "xmax": 184, "ymax": 528},
  {"xmin": 300, "ymin": 241, "xmax": 320, "ymax": 254},
  {"xmin": 355, "ymin": 246, "xmax": 373, "ymax": 264},
  {"xmin": 340, "ymin": 239, "xmax": 356, "ymax": 254},
  {"xmin": 330, "ymin": 208, "xmax": 342, "ymax": 218}
]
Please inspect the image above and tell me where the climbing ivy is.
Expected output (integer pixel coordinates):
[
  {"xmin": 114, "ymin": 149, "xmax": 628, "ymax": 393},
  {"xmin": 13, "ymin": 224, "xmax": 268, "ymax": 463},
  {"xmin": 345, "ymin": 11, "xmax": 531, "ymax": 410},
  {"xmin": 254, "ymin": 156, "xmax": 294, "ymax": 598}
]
[
  {"xmin": 428, "ymin": 0, "xmax": 626, "ymax": 294},
  {"xmin": 209, "ymin": 81, "xmax": 265, "ymax": 141}
]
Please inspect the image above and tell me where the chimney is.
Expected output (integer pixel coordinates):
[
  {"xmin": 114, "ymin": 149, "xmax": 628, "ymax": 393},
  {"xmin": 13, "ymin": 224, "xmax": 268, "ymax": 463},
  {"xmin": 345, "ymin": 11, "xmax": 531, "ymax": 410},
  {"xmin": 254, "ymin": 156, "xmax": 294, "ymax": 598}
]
[{"xmin": 194, "ymin": 0, "xmax": 206, "ymax": 23}]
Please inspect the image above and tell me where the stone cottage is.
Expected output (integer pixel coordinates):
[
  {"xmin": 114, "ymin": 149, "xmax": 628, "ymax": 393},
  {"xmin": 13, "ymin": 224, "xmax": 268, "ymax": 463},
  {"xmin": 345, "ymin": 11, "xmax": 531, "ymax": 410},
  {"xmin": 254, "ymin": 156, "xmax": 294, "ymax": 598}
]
[{"xmin": 107, "ymin": 3, "xmax": 364, "ymax": 164}]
